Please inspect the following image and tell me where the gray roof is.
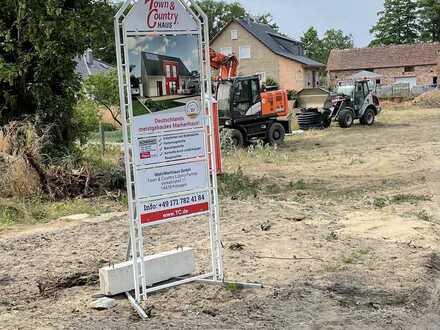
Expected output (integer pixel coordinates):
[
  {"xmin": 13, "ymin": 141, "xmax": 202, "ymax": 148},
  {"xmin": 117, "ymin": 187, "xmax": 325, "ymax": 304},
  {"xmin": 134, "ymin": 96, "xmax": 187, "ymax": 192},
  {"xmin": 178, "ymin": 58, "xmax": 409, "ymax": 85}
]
[
  {"xmin": 349, "ymin": 70, "xmax": 383, "ymax": 80},
  {"xmin": 141, "ymin": 52, "xmax": 191, "ymax": 76},
  {"xmin": 75, "ymin": 50, "xmax": 113, "ymax": 79},
  {"xmin": 214, "ymin": 19, "xmax": 325, "ymax": 68}
]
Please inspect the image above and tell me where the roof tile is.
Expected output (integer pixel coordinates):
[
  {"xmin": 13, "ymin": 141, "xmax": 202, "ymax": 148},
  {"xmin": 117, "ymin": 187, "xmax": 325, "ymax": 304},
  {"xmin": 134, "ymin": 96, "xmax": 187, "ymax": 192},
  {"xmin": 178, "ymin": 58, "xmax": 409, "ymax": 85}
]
[{"xmin": 327, "ymin": 43, "xmax": 440, "ymax": 71}]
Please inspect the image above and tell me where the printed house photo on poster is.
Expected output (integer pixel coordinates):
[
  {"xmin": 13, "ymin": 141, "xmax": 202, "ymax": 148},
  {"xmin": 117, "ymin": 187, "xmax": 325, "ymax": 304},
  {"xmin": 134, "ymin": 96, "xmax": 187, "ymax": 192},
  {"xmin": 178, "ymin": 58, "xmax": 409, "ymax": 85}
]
[{"xmin": 127, "ymin": 34, "xmax": 202, "ymax": 117}]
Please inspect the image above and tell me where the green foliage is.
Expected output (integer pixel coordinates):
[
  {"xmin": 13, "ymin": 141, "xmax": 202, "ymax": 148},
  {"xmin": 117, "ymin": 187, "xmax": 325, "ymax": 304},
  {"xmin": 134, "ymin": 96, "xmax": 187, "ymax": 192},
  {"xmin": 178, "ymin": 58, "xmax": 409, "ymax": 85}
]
[
  {"xmin": 419, "ymin": 0, "xmax": 440, "ymax": 42},
  {"xmin": 373, "ymin": 197, "xmax": 388, "ymax": 208},
  {"xmin": 370, "ymin": 0, "xmax": 420, "ymax": 46},
  {"xmin": 301, "ymin": 27, "xmax": 324, "ymax": 63},
  {"xmin": 287, "ymin": 90, "xmax": 297, "ymax": 101},
  {"xmin": 0, "ymin": 0, "xmax": 108, "ymax": 155},
  {"xmin": 196, "ymin": 0, "xmax": 279, "ymax": 38},
  {"xmin": 391, "ymin": 193, "xmax": 431, "ymax": 204},
  {"xmin": 301, "ymin": 27, "xmax": 353, "ymax": 64},
  {"xmin": 86, "ymin": 2, "xmax": 120, "ymax": 65},
  {"xmin": 263, "ymin": 77, "xmax": 279, "ymax": 89},
  {"xmin": 83, "ymin": 70, "xmax": 121, "ymax": 125},
  {"xmin": 218, "ymin": 168, "xmax": 261, "ymax": 199},
  {"xmin": 72, "ymin": 99, "xmax": 100, "ymax": 145},
  {"xmin": 0, "ymin": 197, "xmax": 112, "ymax": 230},
  {"xmin": 416, "ymin": 210, "xmax": 434, "ymax": 222},
  {"xmin": 290, "ymin": 179, "xmax": 306, "ymax": 190}
]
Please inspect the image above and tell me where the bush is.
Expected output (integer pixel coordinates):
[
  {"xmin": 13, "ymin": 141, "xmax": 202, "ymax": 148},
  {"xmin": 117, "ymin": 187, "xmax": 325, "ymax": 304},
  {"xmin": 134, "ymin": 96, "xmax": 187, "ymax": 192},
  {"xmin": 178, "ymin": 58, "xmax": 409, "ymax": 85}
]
[
  {"xmin": 287, "ymin": 89, "xmax": 297, "ymax": 101},
  {"xmin": 72, "ymin": 99, "xmax": 100, "ymax": 144},
  {"xmin": 263, "ymin": 77, "xmax": 279, "ymax": 89}
]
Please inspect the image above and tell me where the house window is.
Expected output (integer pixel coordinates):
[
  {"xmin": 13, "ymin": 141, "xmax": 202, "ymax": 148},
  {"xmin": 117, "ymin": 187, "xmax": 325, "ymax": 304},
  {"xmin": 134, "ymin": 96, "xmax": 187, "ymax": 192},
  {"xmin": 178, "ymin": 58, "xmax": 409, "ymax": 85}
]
[
  {"xmin": 166, "ymin": 64, "xmax": 171, "ymax": 78},
  {"xmin": 256, "ymin": 72, "xmax": 266, "ymax": 83},
  {"xmin": 434, "ymin": 77, "xmax": 438, "ymax": 87},
  {"xmin": 172, "ymin": 65, "xmax": 177, "ymax": 78},
  {"xmin": 239, "ymin": 46, "xmax": 251, "ymax": 59},
  {"xmin": 220, "ymin": 47, "xmax": 232, "ymax": 56},
  {"xmin": 231, "ymin": 30, "xmax": 238, "ymax": 40},
  {"xmin": 376, "ymin": 79, "xmax": 381, "ymax": 85},
  {"xmin": 404, "ymin": 66, "xmax": 415, "ymax": 73},
  {"xmin": 366, "ymin": 68, "xmax": 375, "ymax": 72}
]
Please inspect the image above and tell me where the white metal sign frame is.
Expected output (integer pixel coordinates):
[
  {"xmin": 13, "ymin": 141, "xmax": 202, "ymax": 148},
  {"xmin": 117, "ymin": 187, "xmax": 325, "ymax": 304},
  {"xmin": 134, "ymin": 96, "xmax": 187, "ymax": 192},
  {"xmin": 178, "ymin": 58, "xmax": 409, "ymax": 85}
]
[{"xmin": 114, "ymin": 0, "xmax": 226, "ymax": 318}]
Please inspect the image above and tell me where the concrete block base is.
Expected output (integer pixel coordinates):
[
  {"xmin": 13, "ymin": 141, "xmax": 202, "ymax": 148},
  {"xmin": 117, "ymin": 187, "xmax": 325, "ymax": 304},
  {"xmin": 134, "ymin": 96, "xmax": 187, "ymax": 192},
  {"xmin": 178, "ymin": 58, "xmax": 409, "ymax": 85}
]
[{"xmin": 99, "ymin": 248, "xmax": 195, "ymax": 296}]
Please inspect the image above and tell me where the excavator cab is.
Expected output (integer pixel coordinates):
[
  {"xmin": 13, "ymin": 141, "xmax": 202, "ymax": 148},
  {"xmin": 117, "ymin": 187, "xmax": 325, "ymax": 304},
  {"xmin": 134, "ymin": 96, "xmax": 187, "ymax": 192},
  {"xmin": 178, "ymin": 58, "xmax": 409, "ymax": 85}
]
[{"xmin": 216, "ymin": 76, "xmax": 262, "ymax": 124}]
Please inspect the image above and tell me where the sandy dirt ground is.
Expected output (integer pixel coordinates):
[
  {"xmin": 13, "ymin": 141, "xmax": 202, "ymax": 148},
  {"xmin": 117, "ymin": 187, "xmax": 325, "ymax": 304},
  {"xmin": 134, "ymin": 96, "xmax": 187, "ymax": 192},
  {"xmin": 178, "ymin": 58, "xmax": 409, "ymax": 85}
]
[{"xmin": 1, "ymin": 105, "xmax": 440, "ymax": 329}]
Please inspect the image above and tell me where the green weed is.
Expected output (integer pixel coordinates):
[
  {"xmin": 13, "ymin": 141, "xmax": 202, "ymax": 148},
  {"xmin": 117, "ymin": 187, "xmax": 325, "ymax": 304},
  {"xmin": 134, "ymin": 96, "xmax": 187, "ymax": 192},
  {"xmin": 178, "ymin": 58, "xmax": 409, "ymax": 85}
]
[
  {"xmin": 416, "ymin": 210, "xmax": 434, "ymax": 222},
  {"xmin": 373, "ymin": 197, "xmax": 388, "ymax": 208},
  {"xmin": 290, "ymin": 179, "xmax": 306, "ymax": 190},
  {"xmin": 391, "ymin": 194, "xmax": 431, "ymax": 205}
]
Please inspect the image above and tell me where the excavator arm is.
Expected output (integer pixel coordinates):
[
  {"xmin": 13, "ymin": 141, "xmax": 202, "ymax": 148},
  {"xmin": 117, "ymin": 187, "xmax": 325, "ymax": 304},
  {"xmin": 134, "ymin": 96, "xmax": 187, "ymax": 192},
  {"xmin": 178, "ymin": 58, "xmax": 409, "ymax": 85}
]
[{"xmin": 209, "ymin": 48, "xmax": 239, "ymax": 80}]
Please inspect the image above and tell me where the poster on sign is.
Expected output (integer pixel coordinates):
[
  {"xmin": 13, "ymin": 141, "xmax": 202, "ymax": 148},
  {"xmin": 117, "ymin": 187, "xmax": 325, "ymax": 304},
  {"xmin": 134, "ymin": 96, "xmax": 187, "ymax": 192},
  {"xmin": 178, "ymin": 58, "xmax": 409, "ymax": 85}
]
[{"xmin": 127, "ymin": 34, "xmax": 201, "ymax": 111}]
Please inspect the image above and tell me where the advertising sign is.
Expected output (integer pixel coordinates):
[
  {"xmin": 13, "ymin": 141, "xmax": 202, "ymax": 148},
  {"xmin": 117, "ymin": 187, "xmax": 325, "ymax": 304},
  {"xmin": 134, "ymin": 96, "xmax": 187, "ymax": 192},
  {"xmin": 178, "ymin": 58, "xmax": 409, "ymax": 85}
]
[
  {"xmin": 125, "ymin": 0, "xmax": 198, "ymax": 33},
  {"xmin": 133, "ymin": 131, "xmax": 206, "ymax": 166},
  {"xmin": 138, "ymin": 191, "xmax": 209, "ymax": 224},
  {"xmin": 116, "ymin": 0, "xmax": 226, "ymax": 310},
  {"xmin": 135, "ymin": 161, "xmax": 208, "ymax": 199}
]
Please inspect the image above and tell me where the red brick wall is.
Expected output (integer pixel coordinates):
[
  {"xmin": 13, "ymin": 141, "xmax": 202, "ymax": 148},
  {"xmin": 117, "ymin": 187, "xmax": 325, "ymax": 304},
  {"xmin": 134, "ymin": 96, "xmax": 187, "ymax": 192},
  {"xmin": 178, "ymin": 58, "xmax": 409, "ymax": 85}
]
[{"xmin": 328, "ymin": 64, "xmax": 438, "ymax": 88}]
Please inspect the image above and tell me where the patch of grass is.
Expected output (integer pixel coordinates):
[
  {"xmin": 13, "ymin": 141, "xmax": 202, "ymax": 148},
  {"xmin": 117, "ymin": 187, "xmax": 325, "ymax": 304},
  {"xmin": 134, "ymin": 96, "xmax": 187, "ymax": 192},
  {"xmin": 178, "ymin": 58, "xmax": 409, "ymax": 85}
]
[
  {"xmin": 373, "ymin": 197, "xmax": 388, "ymax": 208},
  {"xmin": 325, "ymin": 231, "xmax": 338, "ymax": 241},
  {"xmin": 416, "ymin": 210, "xmax": 435, "ymax": 223},
  {"xmin": 46, "ymin": 198, "xmax": 111, "ymax": 220},
  {"xmin": 290, "ymin": 179, "xmax": 306, "ymax": 190},
  {"xmin": 218, "ymin": 168, "xmax": 261, "ymax": 199},
  {"xmin": 224, "ymin": 282, "xmax": 242, "ymax": 293},
  {"xmin": 0, "ymin": 197, "xmax": 112, "ymax": 231},
  {"xmin": 391, "ymin": 194, "xmax": 431, "ymax": 205},
  {"xmin": 342, "ymin": 249, "xmax": 370, "ymax": 264}
]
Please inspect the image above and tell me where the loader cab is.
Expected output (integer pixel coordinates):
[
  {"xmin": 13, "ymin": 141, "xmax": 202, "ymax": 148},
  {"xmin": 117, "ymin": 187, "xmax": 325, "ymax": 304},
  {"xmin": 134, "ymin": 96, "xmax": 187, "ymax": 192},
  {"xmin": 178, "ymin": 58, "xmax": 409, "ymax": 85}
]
[{"xmin": 353, "ymin": 80, "xmax": 370, "ymax": 112}]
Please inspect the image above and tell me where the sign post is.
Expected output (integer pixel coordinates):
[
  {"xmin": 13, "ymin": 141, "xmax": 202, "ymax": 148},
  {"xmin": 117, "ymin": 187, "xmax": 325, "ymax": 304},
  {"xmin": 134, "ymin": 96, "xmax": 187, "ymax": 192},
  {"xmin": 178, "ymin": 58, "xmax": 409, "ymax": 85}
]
[{"xmin": 115, "ymin": 0, "xmax": 259, "ymax": 319}]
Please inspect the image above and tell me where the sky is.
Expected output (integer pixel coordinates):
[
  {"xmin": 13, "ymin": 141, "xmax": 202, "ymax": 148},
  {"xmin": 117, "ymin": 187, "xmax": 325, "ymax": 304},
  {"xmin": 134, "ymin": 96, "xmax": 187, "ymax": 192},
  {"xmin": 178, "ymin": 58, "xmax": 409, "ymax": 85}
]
[{"xmin": 224, "ymin": 0, "xmax": 385, "ymax": 47}]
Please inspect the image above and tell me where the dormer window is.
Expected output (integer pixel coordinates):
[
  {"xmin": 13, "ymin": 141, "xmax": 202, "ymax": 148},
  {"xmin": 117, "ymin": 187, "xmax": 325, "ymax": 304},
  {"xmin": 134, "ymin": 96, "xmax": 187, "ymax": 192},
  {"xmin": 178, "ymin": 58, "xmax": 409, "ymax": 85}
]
[{"xmin": 231, "ymin": 30, "xmax": 238, "ymax": 40}]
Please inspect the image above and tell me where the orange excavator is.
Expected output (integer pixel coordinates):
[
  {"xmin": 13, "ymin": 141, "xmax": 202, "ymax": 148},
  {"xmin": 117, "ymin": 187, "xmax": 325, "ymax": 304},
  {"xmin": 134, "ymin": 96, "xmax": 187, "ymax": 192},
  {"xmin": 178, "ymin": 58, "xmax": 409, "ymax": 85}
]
[{"xmin": 209, "ymin": 48, "xmax": 291, "ymax": 146}]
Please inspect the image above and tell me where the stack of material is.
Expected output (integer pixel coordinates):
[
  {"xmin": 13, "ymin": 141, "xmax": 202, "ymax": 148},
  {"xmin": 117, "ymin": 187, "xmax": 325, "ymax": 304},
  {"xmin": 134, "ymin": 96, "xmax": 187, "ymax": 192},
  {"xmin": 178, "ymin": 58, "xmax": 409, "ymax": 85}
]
[{"xmin": 413, "ymin": 89, "xmax": 440, "ymax": 108}]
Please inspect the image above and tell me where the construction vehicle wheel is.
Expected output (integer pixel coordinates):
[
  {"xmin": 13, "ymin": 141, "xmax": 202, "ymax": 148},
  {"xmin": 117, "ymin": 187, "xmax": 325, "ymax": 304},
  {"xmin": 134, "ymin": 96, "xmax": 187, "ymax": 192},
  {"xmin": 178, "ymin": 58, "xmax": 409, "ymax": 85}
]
[
  {"xmin": 230, "ymin": 129, "xmax": 245, "ymax": 148},
  {"xmin": 267, "ymin": 123, "xmax": 286, "ymax": 145},
  {"xmin": 338, "ymin": 110, "xmax": 354, "ymax": 128},
  {"xmin": 360, "ymin": 108, "xmax": 375, "ymax": 126}
]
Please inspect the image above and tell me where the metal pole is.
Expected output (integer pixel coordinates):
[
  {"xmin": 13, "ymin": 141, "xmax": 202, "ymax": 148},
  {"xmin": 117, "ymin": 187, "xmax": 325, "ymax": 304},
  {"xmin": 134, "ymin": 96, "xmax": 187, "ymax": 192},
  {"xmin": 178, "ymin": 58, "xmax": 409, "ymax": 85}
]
[{"xmin": 99, "ymin": 122, "xmax": 106, "ymax": 155}]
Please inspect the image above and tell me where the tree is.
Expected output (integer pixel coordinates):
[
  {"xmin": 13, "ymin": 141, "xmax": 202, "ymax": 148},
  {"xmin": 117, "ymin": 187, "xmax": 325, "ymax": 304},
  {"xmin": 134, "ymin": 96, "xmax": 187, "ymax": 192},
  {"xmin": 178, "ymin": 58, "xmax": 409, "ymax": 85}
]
[
  {"xmin": 321, "ymin": 29, "xmax": 354, "ymax": 61},
  {"xmin": 0, "ymin": 0, "xmax": 96, "ymax": 154},
  {"xmin": 301, "ymin": 27, "xmax": 353, "ymax": 64},
  {"xmin": 418, "ymin": 0, "xmax": 440, "ymax": 42},
  {"xmin": 86, "ymin": 1, "xmax": 121, "ymax": 65},
  {"xmin": 252, "ymin": 13, "xmax": 279, "ymax": 32},
  {"xmin": 301, "ymin": 27, "xmax": 325, "ymax": 63},
  {"xmin": 196, "ymin": 1, "xmax": 246, "ymax": 38},
  {"xmin": 370, "ymin": 0, "xmax": 420, "ymax": 46},
  {"xmin": 196, "ymin": 0, "xmax": 279, "ymax": 38},
  {"xmin": 83, "ymin": 70, "xmax": 121, "ymax": 126}
]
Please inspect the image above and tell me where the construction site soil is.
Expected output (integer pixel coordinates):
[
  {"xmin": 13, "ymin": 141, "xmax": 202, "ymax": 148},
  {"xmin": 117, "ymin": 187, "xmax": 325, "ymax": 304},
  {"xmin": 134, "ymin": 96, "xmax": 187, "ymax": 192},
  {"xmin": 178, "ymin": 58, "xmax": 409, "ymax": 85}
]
[{"xmin": 1, "ymin": 105, "xmax": 440, "ymax": 329}]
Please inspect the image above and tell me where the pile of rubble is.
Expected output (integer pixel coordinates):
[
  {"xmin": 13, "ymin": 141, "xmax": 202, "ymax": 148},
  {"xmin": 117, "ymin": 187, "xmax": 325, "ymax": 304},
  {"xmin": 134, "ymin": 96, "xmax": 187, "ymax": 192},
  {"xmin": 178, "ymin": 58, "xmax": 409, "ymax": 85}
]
[{"xmin": 413, "ymin": 89, "xmax": 440, "ymax": 108}]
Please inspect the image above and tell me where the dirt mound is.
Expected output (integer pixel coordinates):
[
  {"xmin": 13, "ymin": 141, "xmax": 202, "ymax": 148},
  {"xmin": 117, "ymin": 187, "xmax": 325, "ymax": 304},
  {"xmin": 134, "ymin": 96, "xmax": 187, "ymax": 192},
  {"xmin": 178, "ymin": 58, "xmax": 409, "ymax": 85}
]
[{"xmin": 413, "ymin": 89, "xmax": 440, "ymax": 108}]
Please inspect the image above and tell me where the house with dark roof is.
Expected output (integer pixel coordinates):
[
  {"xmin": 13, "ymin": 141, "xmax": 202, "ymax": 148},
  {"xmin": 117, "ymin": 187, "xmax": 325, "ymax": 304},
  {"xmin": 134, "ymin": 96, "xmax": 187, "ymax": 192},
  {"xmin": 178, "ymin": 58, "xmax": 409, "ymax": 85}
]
[
  {"xmin": 141, "ymin": 52, "xmax": 192, "ymax": 97},
  {"xmin": 327, "ymin": 43, "xmax": 440, "ymax": 88},
  {"xmin": 75, "ymin": 49, "xmax": 113, "ymax": 80},
  {"xmin": 211, "ymin": 19, "xmax": 325, "ymax": 91}
]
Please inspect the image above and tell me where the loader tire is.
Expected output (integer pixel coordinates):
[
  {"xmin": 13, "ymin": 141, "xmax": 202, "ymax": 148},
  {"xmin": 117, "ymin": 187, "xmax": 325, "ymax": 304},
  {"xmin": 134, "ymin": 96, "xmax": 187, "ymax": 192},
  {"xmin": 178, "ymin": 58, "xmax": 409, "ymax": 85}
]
[
  {"xmin": 338, "ymin": 110, "xmax": 354, "ymax": 128},
  {"xmin": 297, "ymin": 112, "xmax": 322, "ymax": 130},
  {"xmin": 267, "ymin": 123, "xmax": 286, "ymax": 145},
  {"xmin": 230, "ymin": 129, "xmax": 245, "ymax": 148},
  {"xmin": 360, "ymin": 108, "xmax": 375, "ymax": 126}
]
